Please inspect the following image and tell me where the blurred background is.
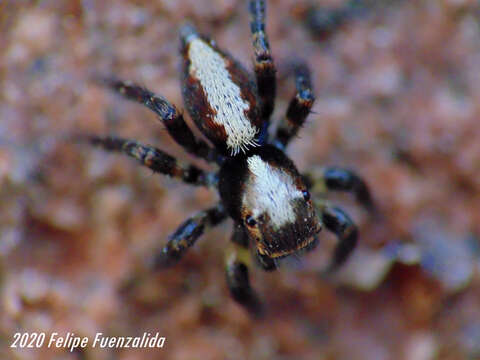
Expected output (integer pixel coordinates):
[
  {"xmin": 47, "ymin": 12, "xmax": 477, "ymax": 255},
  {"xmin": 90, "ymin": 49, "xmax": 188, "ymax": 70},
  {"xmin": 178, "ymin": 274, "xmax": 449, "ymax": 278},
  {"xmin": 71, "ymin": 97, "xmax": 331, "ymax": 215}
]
[{"xmin": 1, "ymin": 0, "xmax": 480, "ymax": 359}]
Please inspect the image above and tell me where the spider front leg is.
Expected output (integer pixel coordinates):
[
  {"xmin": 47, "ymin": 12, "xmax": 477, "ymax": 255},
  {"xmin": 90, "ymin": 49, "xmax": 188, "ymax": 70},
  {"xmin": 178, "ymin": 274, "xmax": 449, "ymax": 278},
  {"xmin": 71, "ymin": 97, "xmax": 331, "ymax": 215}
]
[
  {"xmin": 273, "ymin": 62, "xmax": 315, "ymax": 149},
  {"xmin": 249, "ymin": 0, "xmax": 277, "ymax": 121},
  {"xmin": 225, "ymin": 224, "xmax": 264, "ymax": 317},
  {"xmin": 305, "ymin": 167, "xmax": 375, "ymax": 213},
  {"xmin": 98, "ymin": 77, "xmax": 222, "ymax": 164},
  {"xmin": 151, "ymin": 203, "xmax": 228, "ymax": 269},
  {"xmin": 79, "ymin": 135, "xmax": 217, "ymax": 187},
  {"xmin": 319, "ymin": 204, "xmax": 358, "ymax": 273}
]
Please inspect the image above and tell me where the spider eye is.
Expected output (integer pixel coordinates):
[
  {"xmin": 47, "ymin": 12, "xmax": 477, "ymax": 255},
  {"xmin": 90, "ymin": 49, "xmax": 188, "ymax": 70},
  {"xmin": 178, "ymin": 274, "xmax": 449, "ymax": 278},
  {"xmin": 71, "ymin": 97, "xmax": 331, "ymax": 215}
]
[
  {"xmin": 302, "ymin": 190, "xmax": 311, "ymax": 201},
  {"xmin": 245, "ymin": 215, "xmax": 257, "ymax": 227}
]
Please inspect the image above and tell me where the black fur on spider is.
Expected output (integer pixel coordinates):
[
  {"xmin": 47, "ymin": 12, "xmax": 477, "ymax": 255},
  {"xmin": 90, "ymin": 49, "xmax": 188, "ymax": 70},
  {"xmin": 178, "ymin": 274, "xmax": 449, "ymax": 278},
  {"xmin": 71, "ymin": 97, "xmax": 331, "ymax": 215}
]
[{"xmin": 80, "ymin": 0, "xmax": 374, "ymax": 317}]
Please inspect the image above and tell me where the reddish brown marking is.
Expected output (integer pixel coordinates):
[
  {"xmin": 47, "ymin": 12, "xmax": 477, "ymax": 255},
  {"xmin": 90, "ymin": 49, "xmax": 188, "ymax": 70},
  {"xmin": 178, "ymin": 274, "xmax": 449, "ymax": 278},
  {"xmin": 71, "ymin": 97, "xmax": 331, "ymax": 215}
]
[{"xmin": 181, "ymin": 36, "xmax": 261, "ymax": 154}]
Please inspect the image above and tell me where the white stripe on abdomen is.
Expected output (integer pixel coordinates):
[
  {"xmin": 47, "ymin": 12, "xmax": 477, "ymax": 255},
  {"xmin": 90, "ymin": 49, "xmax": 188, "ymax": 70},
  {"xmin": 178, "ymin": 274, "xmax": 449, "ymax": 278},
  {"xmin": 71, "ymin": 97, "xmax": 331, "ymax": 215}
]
[{"xmin": 188, "ymin": 39, "xmax": 258, "ymax": 154}]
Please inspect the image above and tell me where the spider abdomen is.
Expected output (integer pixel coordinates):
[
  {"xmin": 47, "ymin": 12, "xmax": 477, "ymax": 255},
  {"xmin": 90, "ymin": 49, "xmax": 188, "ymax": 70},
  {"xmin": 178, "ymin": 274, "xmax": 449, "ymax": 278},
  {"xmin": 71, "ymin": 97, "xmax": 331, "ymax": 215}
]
[{"xmin": 181, "ymin": 24, "xmax": 263, "ymax": 155}]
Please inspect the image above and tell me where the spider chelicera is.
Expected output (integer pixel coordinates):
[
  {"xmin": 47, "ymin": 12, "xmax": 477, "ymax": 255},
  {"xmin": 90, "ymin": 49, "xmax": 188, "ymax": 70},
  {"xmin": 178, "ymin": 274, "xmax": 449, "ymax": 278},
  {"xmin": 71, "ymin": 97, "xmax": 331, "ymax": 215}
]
[{"xmin": 80, "ymin": 0, "xmax": 374, "ymax": 317}]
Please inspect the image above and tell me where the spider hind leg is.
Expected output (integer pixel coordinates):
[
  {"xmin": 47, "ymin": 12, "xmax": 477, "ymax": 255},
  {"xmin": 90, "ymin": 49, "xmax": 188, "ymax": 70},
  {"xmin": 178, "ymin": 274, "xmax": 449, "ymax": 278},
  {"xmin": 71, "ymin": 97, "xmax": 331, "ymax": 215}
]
[
  {"xmin": 249, "ymin": 0, "xmax": 277, "ymax": 121},
  {"xmin": 274, "ymin": 62, "xmax": 315, "ymax": 149},
  {"xmin": 97, "ymin": 76, "xmax": 221, "ymax": 164}
]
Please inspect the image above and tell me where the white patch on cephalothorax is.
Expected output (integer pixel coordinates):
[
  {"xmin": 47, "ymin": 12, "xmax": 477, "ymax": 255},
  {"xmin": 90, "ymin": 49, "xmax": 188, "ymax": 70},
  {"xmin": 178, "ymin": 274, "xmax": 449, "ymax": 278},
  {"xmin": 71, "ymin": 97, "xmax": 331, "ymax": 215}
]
[
  {"xmin": 187, "ymin": 38, "xmax": 258, "ymax": 154},
  {"xmin": 244, "ymin": 155, "xmax": 303, "ymax": 228}
]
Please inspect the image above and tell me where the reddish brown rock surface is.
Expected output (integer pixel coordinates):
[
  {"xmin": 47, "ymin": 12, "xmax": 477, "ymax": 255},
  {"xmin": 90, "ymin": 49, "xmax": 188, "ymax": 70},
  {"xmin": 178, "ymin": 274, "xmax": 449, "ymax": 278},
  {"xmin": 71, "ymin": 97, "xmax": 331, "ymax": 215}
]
[{"xmin": 1, "ymin": 1, "xmax": 480, "ymax": 359}]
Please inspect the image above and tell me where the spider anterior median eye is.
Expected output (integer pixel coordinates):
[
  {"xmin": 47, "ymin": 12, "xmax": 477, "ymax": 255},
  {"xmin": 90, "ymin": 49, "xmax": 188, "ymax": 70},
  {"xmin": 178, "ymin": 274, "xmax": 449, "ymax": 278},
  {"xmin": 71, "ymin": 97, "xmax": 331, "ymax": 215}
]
[
  {"xmin": 302, "ymin": 190, "xmax": 311, "ymax": 201},
  {"xmin": 245, "ymin": 215, "xmax": 257, "ymax": 227}
]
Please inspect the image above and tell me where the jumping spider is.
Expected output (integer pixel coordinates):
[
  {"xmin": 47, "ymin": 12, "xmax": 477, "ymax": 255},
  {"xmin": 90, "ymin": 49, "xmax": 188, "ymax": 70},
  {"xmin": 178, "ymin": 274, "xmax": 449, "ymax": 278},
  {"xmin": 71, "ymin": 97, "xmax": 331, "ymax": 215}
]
[{"xmin": 81, "ymin": 0, "xmax": 374, "ymax": 317}]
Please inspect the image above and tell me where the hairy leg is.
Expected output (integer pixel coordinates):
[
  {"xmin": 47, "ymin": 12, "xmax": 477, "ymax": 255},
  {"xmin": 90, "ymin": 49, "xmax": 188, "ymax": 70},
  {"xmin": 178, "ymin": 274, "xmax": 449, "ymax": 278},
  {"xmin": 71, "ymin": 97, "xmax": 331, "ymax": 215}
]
[
  {"xmin": 320, "ymin": 205, "xmax": 358, "ymax": 272},
  {"xmin": 305, "ymin": 167, "xmax": 375, "ymax": 213},
  {"xmin": 248, "ymin": 0, "xmax": 277, "ymax": 121},
  {"xmin": 225, "ymin": 224, "xmax": 264, "ymax": 317},
  {"xmin": 151, "ymin": 203, "xmax": 228, "ymax": 269},
  {"xmin": 273, "ymin": 62, "xmax": 315, "ymax": 149},
  {"xmin": 98, "ymin": 76, "xmax": 223, "ymax": 164},
  {"xmin": 80, "ymin": 135, "xmax": 217, "ymax": 187}
]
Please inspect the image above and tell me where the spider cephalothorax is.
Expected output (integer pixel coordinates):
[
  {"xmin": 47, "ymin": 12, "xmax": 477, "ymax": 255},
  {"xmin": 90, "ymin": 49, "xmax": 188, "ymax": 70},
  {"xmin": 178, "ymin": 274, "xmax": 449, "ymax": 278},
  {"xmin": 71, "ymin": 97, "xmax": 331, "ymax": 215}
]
[
  {"xmin": 219, "ymin": 145, "xmax": 321, "ymax": 262},
  {"xmin": 82, "ymin": 0, "xmax": 374, "ymax": 317}
]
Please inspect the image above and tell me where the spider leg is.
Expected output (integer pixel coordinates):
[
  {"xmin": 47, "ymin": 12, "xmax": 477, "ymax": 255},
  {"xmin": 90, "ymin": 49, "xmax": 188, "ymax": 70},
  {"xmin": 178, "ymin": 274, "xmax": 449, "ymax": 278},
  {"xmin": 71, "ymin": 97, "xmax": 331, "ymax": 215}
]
[
  {"xmin": 305, "ymin": 167, "xmax": 375, "ymax": 213},
  {"xmin": 248, "ymin": 0, "xmax": 277, "ymax": 121},
  {"xmin": 320, "ymin": 205, "xmax": 358, "ymax": 273},
  {"xmin": 225, "ymin": 224, "xmax": 264, "ymax": 317},
  {"xmin": 273, "ymin": 62, "xmax": 315, "ymax": 149},
  {"xmin": 80, "ymin": 135, "xmax": 217, "ymax": 187},
  {"xmin": 255, "ymin": 250, "xmax": 277, "ymax": 271},
  {"xmin": 98, "ymin": 76, "xmax": 223, "ymax": 164},
  {"xmin": 151, "ymin": 203, "xmax": 228, "ymax": 269},
  {"xmin": 304, "ymin": 0, "xmax": 371, "ymax": 39}
]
